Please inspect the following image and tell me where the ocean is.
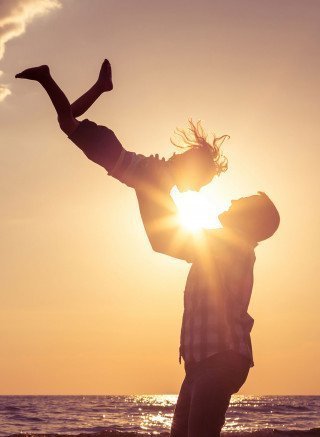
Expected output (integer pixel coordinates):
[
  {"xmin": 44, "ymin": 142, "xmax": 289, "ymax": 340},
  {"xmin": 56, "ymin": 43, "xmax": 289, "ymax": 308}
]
[{"xmin": 0, "ymin": 395, "xmax": 319, "ymax": 436}]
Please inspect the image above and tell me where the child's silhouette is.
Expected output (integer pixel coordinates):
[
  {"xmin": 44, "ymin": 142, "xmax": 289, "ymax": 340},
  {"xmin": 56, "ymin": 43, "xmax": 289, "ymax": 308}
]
[{"xmin": 16, "ymin": 60, "xmax": 228, "ymax": 192}]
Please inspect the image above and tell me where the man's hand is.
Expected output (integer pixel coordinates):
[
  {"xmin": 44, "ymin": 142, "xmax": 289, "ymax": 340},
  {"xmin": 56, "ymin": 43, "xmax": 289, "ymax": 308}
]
[{"xmin": 146, "ymin": 154, "xmax": 174, "ymax": 192}]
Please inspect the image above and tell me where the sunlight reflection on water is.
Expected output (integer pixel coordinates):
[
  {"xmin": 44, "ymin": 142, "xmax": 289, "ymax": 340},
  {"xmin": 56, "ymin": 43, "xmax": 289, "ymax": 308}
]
[
  {"xmin": 0, "ymin": 394, "xmax": 319, "ymax": 436},
  {"xmin": 132, "ymin": 395, "xmax": 176, "ymax": 433}
]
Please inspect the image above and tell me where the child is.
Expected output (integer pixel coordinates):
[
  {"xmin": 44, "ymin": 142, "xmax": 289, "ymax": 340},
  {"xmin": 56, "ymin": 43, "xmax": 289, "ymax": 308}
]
[{"xmin": 16, "ymin": 60, "xmax": 228, "ymax": 192}]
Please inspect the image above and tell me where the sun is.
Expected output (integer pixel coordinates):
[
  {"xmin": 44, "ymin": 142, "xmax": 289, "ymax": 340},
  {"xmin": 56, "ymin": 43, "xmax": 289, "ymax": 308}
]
[{"xmin": 171, "ymin": 187, "xmax": 229, "ymax": 232}]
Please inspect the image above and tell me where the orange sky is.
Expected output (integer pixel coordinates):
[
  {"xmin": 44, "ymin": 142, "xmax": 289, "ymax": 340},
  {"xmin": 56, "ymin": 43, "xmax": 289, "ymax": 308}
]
[{"xmin": 1, "ymin": 0, "xmax": 319, "ymax": 395}]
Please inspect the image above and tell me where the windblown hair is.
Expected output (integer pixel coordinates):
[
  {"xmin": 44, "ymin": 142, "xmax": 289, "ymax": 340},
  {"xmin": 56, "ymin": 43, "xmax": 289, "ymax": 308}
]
[{"xmin": 170, "ymin": 119, "xmax": 229, "ymax": 176}]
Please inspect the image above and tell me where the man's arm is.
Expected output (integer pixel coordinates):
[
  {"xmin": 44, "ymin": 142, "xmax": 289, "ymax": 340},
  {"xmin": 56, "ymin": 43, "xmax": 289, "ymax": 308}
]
[{"xmin": 135, "ymin": 184, "xmax": 195, "ymax": 262}]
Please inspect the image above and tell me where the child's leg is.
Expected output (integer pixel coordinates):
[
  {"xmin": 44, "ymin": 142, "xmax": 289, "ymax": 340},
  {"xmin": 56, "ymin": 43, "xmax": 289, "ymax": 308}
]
[
  {"xmin": 16, "ymin": 60, "xmax": 113, "ymax": 131},
  {"xmin": 15, "ymin": 60, "xmax": 123, "ymax": 176},
  {"xmin": 15, "ymin": 65, "xmax": 78, "ymax": 136},
  {"xmin": 70, "ymin": 59, "xmax": 113, "ymax": 118}
]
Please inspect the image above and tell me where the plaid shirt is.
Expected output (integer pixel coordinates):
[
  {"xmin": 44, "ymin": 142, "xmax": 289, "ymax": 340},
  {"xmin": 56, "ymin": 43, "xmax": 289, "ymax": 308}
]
[{"xmin": 179, "ymin": 232, "xmax": 256, "ymax": 367}]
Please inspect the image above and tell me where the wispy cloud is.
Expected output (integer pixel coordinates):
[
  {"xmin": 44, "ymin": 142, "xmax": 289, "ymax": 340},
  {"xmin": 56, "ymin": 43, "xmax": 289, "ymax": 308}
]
[{"xmin": 0, "ymin": 0, "xmax": 61, "ymax": 102}]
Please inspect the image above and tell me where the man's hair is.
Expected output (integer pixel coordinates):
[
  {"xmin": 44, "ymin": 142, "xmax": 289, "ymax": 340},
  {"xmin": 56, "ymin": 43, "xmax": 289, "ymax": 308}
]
[
  {"xmin": 251, "ymin": 192, "xmax": 280, "ymax": 242},
  {"xmin": 170, "ymin": 119, "xmax": 229, "ymax": 176}
]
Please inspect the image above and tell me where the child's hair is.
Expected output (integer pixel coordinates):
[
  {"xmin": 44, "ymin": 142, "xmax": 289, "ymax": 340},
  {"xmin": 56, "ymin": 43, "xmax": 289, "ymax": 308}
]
[{"xmin": 170, "ymin": 119, "xmax": 229, "ymax": 176}]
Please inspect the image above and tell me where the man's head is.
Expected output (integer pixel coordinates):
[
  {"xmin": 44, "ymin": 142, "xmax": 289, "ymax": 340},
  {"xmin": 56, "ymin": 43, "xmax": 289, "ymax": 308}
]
[
  {"xmin": 168, "ymin": 120, "xmax": 229, "ymax": 192},
  {"xmin": 219, "ymin": 192, "xmax": 280, "ymax": 243}
]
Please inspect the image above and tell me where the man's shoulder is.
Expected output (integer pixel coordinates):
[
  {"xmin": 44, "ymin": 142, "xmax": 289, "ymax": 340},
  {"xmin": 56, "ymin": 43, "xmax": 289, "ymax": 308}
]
[
  {"xmin": 203, "ymin": 228, "xmax": 228, "ymax": 246},
  {"xmin": 203, "ymin": 228, "xmax": 256, "ymax": 259}
]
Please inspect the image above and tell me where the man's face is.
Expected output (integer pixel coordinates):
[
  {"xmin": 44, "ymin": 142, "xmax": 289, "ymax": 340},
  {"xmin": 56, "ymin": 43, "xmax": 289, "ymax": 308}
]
[{"xmin": 219, "ymin": 196, "xmax": 260, "ymax": 228}]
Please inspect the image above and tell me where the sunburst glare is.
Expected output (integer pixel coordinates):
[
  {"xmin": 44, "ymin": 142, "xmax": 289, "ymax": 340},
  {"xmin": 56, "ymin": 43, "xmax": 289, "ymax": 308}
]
[{"xmin": 171, "ymin": 187, "xmax": 230, "ymax": 232}]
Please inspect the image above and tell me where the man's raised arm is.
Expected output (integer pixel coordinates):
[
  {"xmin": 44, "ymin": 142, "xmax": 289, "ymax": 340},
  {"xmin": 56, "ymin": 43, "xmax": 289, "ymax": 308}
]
[{"xmin": 135, "ymin": 184, "xmax": 195, "ymax": 262}]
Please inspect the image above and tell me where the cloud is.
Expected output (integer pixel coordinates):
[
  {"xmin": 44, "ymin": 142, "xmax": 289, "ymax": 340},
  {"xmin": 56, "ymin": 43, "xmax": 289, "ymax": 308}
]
[
  {"xmin": 0, "ymin": 83, "xmax": 11, "ymax": 101},
  {"xmin": 0, "ymin": 0, "xmax": 61, "ymax": 102}
]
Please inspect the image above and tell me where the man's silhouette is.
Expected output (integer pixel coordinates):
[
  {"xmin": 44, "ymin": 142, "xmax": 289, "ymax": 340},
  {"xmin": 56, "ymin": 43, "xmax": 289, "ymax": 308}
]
[{"xmin": 136, "ymin": 182, "xmax": 279, "ymax": 437}]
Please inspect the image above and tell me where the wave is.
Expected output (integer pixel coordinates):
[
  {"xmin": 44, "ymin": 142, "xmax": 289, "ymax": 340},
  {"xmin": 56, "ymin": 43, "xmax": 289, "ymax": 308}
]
[
  {"xmin": 7, "ymin": 427, "xmax": 320, "ymax": 437},
  {"xmin": 3, "ymin": 406, "xmax": 21, "ymax": 411},
  {"xmin": 7, "ymin": 414, "xmax": 44, "ymax": 422}
]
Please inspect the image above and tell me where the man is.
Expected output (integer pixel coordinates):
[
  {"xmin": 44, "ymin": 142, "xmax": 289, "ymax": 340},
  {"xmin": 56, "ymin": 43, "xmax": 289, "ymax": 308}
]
[{"xmin": 135, "ymin": 177, "xmax": 280, "ymax": 436}]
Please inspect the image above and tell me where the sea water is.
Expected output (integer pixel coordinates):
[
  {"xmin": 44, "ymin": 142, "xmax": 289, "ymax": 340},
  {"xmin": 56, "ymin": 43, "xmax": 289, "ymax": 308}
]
[{"xmin": 0, "ymin": 395, "xmax": 319, "ymax": 436}]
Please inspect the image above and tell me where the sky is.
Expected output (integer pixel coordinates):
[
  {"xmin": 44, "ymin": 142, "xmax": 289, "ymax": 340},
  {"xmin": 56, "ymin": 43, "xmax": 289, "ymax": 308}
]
[{"xmin": 1, "ymin": 0, "xmax": 320, "ymax": 395}]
